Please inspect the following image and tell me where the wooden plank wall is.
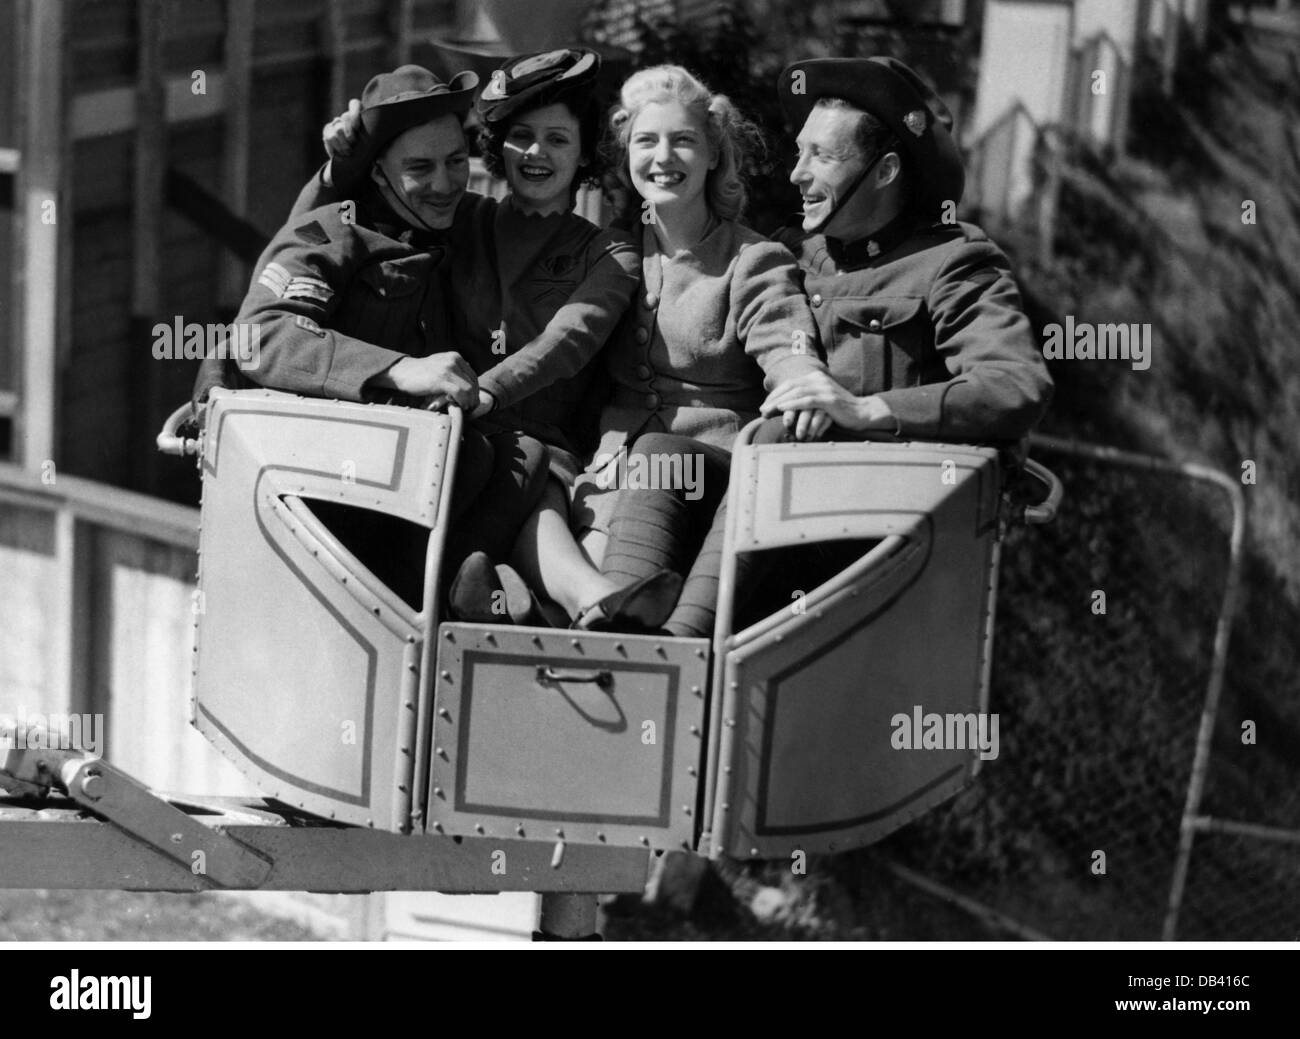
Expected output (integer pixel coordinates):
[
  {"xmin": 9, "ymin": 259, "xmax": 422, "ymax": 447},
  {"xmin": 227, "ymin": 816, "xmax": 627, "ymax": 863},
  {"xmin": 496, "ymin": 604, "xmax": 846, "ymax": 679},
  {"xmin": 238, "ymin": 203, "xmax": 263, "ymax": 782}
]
[
  {"xmin": 61, "ymin": 0, "xmax": 459, "ymax": 501},
  {"xmin": 8, "ymin": 0, "xmax": 563, "ymax": 941},
  {"xmin": 0, "ymin": 463, "xmax": 253, "ymax": 796}
]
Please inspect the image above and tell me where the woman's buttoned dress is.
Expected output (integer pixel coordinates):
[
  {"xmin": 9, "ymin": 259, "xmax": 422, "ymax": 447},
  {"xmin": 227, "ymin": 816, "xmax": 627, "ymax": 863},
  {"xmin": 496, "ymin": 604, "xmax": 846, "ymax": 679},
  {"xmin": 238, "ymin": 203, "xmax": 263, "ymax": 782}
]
[{"xmin": 571, "ymin": 219, "xmax": 826, "ymax": 534}]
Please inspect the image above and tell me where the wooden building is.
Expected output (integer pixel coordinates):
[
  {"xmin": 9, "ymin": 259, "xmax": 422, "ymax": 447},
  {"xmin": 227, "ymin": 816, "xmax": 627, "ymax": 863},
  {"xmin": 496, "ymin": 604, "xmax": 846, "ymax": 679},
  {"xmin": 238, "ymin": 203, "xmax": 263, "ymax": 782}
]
[{"xmin": 0, "ymin": 0, "xmax": 697, "ymax": 944}]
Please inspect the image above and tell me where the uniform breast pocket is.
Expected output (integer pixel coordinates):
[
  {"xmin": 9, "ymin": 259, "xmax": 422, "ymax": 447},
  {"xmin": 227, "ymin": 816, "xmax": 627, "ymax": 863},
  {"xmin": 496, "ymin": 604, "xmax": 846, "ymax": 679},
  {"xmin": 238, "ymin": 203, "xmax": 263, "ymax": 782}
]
[
  {"xmin": 349, "ymin": 260, "xmax": 429, "ymax": 350},
  {"xmin": 828, "ymin": 295, "xmax": 928, "ymax": 395}
]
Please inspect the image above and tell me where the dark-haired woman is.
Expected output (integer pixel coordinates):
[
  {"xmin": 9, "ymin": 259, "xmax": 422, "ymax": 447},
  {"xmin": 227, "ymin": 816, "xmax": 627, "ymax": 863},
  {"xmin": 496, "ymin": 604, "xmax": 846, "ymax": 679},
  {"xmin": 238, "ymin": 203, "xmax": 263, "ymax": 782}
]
[{"xmin": 318, "ymin": 50, "xmax": 668, "ymax": 620}]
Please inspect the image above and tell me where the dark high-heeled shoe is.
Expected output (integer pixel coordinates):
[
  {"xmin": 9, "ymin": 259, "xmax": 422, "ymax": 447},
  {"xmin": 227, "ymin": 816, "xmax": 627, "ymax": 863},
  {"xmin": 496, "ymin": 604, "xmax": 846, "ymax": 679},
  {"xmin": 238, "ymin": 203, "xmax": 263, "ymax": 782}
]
[
  {"xmin": 449, "ymin": 553, "xmax": 548, "ymax": 626},
  {"xmin": 493, "ymin": 562, "xmax": 553, "ymax": 627},
  {"xmin": 572, "ymin": 570, "xmax": 683, "ymax": 632}
]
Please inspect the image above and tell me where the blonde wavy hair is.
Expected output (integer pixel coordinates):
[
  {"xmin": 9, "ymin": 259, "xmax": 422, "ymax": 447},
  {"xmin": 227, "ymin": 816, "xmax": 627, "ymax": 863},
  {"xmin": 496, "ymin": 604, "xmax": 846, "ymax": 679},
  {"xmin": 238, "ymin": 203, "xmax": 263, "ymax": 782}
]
[{"xmin": 607, "ymin": 65, "xmax": 764, "ymax": 222}]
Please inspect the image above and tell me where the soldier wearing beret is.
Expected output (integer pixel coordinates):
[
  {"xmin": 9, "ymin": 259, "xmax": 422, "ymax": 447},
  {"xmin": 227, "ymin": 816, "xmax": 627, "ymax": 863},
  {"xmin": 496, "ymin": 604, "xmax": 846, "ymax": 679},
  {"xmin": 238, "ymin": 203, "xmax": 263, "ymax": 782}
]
[{"xmin": 759, "ymin": 56, "xmax": 1052, "ymax": 441}]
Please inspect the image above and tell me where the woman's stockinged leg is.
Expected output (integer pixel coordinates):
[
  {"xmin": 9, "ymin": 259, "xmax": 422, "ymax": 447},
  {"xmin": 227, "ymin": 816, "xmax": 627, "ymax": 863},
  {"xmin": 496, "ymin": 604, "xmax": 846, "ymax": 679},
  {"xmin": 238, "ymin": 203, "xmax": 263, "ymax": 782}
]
[
  {"xmin": 665, "ymin": 418, "xmax": 788, "ymax": 638},
  {"xmin": 509, "ymin": 478, "xmax": 622, "ymax": 619},
  {"xmin": 599, "ymin": 433, "xmax": 732, "ymax": 585}
]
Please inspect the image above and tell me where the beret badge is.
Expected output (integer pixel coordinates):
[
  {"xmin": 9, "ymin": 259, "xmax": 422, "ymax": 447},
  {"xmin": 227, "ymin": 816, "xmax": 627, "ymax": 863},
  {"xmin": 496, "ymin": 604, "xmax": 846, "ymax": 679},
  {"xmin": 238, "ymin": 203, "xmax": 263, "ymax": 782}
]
[{"xmin": 904, "ymin": 109, "xmax": 927, "ymax": 137}]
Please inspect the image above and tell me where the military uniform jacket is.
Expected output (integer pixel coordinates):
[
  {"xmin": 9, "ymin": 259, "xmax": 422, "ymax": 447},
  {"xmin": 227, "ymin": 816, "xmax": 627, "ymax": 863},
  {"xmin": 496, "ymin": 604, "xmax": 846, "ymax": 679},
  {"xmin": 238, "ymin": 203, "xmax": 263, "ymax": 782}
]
[
  {"xmin": 443, "ymin": 195, "xmax": 639, "ymax": 459},
  {"xmin": 591, "ymin": 219, "xmax": 827, "ymax": 461},
  {"xmin": 775, "ymin": 217, "xmax": 1052, "ymax": 442},
  {"xmin": 288, "ymin": 173, "xmax": 640, "ymax": 460},
  {"xmin": 231, "ymin": 193, "xmax": 451, "ymax": 402}
]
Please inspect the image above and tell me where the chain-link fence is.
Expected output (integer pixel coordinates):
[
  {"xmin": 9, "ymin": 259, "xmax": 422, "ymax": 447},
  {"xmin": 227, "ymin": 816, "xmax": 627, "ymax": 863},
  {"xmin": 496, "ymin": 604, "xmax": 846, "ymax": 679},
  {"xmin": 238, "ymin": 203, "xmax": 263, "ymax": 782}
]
[{"xmin": 874, "ymin": 443, "xmax": 1300, "ymax": 941}]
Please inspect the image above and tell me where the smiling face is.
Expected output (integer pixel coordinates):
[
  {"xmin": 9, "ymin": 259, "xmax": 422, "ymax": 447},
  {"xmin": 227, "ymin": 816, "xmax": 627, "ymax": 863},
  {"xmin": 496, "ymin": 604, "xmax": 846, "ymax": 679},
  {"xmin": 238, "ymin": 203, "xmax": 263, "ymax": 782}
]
[
  {"xmin": 790, "ymin": 104, "xmax": 880, "ymax": 235},
  {"xmin": 627, "ymin": 100, "xmax": 715, "ymax": 221},
  {"xmin": 502, "ymin": 102, "xmax": 585, "ymax": 215},
  {"xmin": 370, "ymin": 114, "xmax": 470, "ymax": 230}
]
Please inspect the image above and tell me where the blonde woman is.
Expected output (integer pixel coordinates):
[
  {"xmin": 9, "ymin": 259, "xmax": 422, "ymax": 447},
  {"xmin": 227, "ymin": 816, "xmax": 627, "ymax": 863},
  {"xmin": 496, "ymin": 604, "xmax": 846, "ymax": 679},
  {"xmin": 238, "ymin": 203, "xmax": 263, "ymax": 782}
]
[{"xmin": 482, "ymin": 64, "xmax": 829, "ymax": 630}]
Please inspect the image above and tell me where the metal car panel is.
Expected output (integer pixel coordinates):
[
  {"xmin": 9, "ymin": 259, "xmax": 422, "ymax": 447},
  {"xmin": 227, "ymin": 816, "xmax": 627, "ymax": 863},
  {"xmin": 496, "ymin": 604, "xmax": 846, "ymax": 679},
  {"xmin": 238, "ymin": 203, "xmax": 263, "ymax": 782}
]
[
  {"xmin": 193, "ymin": 390, "xmax": 457, "ymax": 831},
  {"xmin": 430, "ymin": 624, "xmax": 708, "ymax": 852},
  {"xmin": 709, "ymin": 440, "xmax": 1001, "ymax": 859}
]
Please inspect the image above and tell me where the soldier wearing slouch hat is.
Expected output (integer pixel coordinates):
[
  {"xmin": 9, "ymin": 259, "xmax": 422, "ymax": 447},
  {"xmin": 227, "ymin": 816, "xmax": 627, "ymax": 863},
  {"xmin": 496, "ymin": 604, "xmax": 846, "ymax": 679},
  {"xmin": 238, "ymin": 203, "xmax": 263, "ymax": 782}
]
[{"xmin": 762, "ymin": 57, "xmax": 1052, "ymax": 444}]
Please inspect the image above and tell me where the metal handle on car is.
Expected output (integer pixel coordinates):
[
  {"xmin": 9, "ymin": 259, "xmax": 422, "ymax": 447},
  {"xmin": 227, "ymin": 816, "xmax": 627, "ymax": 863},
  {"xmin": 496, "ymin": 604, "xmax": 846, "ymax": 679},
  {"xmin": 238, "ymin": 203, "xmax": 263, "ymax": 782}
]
[
  {"xmin": 156, "ymin": 402, "xmax": 201, "ymax": 457},
  {"xmin": 1022, "ymin": 458, "xmax": 1063, "ymax": 524},
  {"xmin": 536, "ymin": 666, "xmax": 613, "ymax": 689}
]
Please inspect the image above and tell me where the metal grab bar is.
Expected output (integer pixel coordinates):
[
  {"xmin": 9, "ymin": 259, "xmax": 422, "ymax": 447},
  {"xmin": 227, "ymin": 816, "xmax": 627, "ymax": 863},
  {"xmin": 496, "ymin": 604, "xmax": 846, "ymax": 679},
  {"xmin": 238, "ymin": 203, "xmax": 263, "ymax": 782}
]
[
  {"xmin": 1021, "ymin": 458, "xmax": 1063, "ymax": 524},
  {"xmin": 156, "ymin": 402, "xmax": 201, "ymax": 457}
]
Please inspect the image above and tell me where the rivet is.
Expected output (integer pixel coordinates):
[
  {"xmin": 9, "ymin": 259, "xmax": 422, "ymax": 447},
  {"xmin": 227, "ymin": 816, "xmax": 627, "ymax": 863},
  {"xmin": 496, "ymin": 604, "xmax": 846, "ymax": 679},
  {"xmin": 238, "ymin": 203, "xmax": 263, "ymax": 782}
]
[
  {"xmin": 596, "ymin": 832, "xmax": 606, "ymax": 842},
  {"xmin": 689, "ymin": 725, "xmax": 700, "ymax": 736},
  {"xmin": 695, "ymin": 648, "xmax": 706, "ymax": 658},
  {"xmin": 688, "ymin": 766, "xmax": 697, "ymax": 776},
  {"xmin": 484, "ymin": 632, "xmax": 496, "ymax": 645},
  {"xmin": 724, "ymin": 766, "xmax": 733, "ymax": 775},
  {"xmin": 436, "ymin": 746, "xmax": 447, "ymax": 759},
  {"xmin": 639, "ymin": 836, "xmax": 650, "ymax": 846},
  {"xmin": 516, "ymin": 825, "xmax": 525, "ymax": 837},
  {"xmin": 614, "ymin": 642, "xmax": 625, "ymax": 654},
  {"xmin": 682, "ymin": 805, "xmax": 692, "ymax": 815},
  {"xmin": 722, "ymin": 803, "xmax": 730, "ymax": 811},
  {"xmin": 433, "ymin": 787, "xmax": 443, "ymax": 798},
  {"xmin": 532, "ymin": 635, "xmax": 543, "ymax": 648},
  {"xmin": 397, "ymin": 783, "xmax": 407, "ymax": 793},
  {"xmin": 444, "ymin": 630, "xmax": 455, "ymax": 641},
  {"xmin": 440, "ymin": 670, "xmax": 452, "ymax": 681},
  {"xmin": 691, "ymin": 685, "xmax": 701, "ymax": 696},
  {"xmin": 169, "ymin": 832, "xmax": 183, "ymax": 844},
  {"xmin": 725, "ymin": 718, "xmax": 736, "ymax": 728},
  {"xmin": 555, "ymin": 828, "xmax": 565, "ymax": 838},
  {"xmin": 750, "ymin": 847, "xmax": 760, "ymax": 857},
  {"xmin": 432, "ymin": 821, "xmax": 444, "ymax": 833},
  {"xmin": 438, "ymin": 707, "xmax": 451, "ymax": 720},
  {"xmin": 475, "ymin": 823, "xmax": 485, "ymax": 834},
  {"xmin": 404, "ymin": 700, "xmax": 414, "ymax": 710}
]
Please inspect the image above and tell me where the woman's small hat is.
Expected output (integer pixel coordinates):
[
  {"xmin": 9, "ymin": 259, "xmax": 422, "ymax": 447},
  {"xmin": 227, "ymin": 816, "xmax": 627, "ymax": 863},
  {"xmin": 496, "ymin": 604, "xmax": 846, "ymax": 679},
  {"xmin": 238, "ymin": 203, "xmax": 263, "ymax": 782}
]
[{"xmin": 476, "ymin": 48, "xmax": 600, "ymax": 126}]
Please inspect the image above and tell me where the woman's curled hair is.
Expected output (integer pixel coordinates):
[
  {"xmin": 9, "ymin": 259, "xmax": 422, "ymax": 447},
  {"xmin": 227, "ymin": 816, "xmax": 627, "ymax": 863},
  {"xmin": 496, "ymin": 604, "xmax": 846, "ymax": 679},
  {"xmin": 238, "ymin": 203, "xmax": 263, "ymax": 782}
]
[
  {"xmin": 607, "ymin": 64, "xmax": 766, "ymax": 222},
  {"xmin": 477, "ymin": 87, "xmax": 608, "ymax": 196}
]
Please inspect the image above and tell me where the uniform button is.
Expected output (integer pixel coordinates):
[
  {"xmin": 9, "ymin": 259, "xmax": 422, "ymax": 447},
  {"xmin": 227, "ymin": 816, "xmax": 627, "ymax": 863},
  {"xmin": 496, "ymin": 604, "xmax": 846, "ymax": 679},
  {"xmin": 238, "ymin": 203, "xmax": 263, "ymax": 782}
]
[
  {"xmin": 635, "ymin": 327, "xmax": 650, "ymax": 344},
  {"xmin": 810, "ymin": 293, "xmax": 823, "ymax": 306},
  {"xmin": 635, "ymin": 364, "xmax": 652, "ymax": 380},
  {"xmin": 868, "ymin": 318, "xmax": 883, "ymax": 332},
  {"xmin": 643, "ymin": 293, "xmax": 658, "ymax": 308},
  {"xmin": 645, "ymin": 392, "xmax": 661, "ymax": 410}
]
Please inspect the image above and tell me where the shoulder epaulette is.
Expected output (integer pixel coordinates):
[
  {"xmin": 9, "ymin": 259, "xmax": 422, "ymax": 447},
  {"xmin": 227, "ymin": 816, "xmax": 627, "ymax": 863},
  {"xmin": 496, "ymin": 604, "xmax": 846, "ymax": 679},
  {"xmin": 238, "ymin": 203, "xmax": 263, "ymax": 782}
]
[{"xmin": 293, "ymin": 219, "xmax": 330, "ymax": 246}]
